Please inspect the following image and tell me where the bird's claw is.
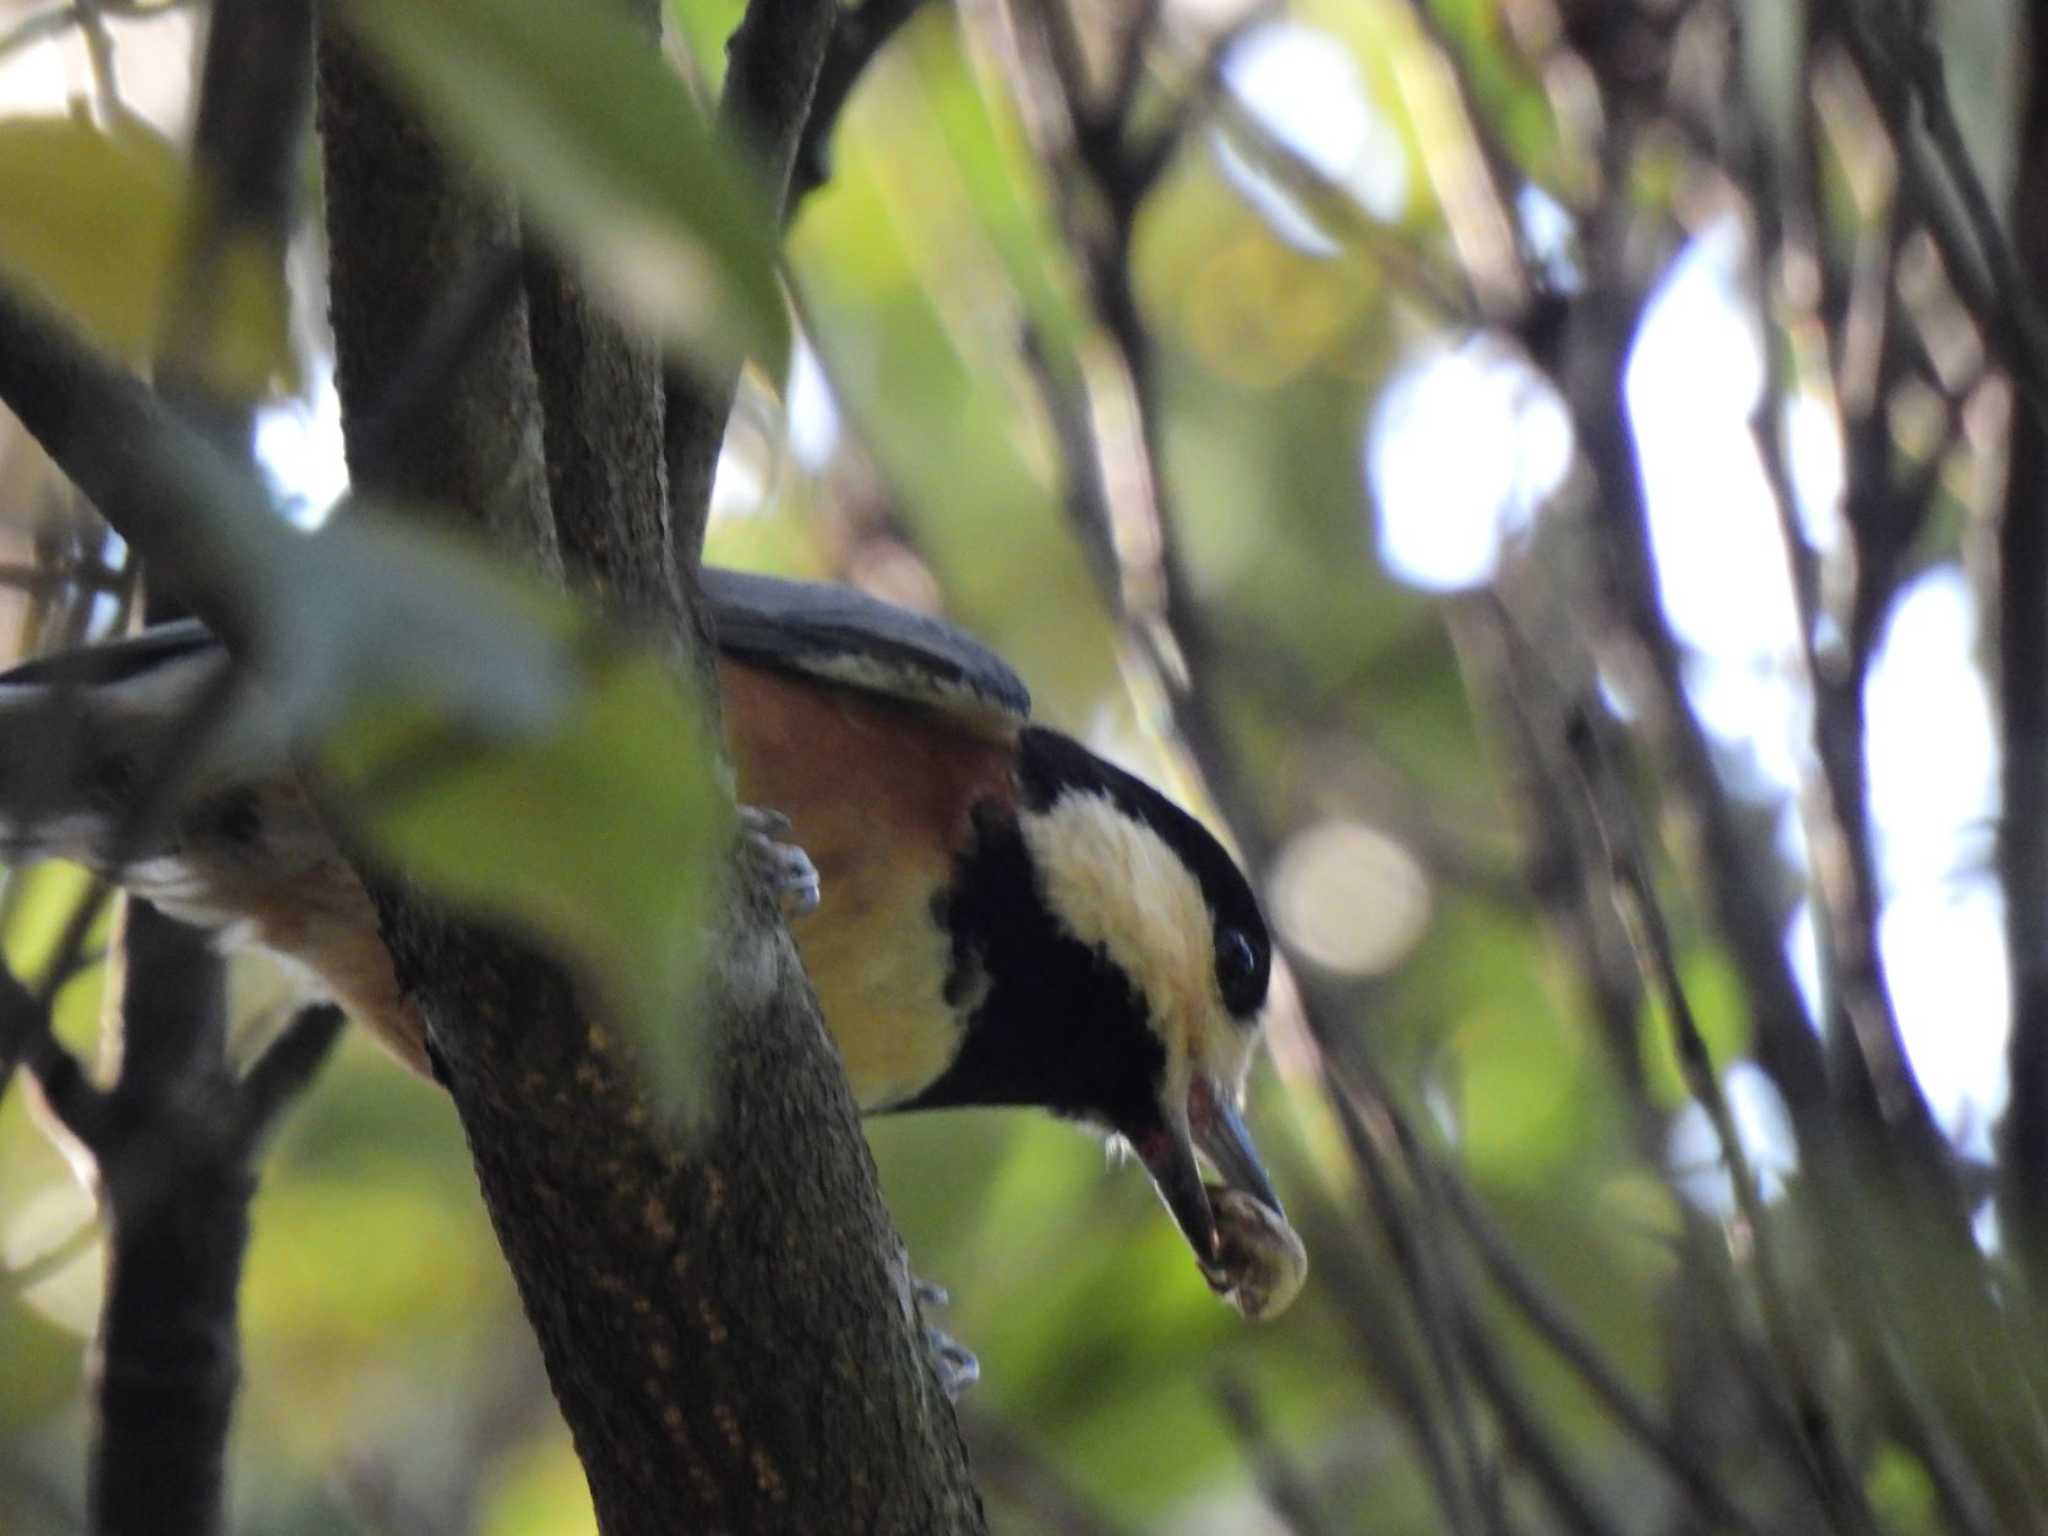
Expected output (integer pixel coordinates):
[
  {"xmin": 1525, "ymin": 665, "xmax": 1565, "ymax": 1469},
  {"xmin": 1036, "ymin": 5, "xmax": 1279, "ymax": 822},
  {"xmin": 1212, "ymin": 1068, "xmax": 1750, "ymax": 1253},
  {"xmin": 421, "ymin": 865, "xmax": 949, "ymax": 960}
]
[
  {"xmin": 740, "ymin": 805, "xmax": 820, "ymax": 918},
  {"xmin": 925, "ymin": 1328, "xmax": 980, "ymax": 1400},
  {"xmin": 913, "ymin": 1274, "xmax": 978, "ymax": 1399}
]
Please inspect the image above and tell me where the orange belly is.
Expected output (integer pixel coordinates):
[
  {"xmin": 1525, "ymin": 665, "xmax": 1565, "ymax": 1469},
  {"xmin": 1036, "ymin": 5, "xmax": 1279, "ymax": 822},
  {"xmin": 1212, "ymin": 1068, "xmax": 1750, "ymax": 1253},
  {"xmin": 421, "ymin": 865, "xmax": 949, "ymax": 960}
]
[
  {"xmin": 718, "ymin": 660, "xmax": 1017, "ymax": 1107},
  {"xmin": 252, "ymin": 660, "xmax": 1017, "ymax": 1097}
]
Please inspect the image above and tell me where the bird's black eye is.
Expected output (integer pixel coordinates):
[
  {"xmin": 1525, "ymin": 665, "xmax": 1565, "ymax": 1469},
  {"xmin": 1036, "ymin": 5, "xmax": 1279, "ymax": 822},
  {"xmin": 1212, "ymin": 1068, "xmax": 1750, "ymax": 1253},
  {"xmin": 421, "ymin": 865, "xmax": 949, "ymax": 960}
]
[{"xmin": 1216, "ymin": 926, "xmax": 1261, "ymax": 1013}]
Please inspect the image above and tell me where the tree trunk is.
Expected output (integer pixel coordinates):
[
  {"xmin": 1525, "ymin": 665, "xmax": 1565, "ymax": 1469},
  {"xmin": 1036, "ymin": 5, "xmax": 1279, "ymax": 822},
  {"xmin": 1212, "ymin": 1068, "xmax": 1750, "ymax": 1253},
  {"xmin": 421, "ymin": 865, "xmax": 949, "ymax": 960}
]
[{"xmin": 313, "ymin": 11, "xmax": 986, "ymax": 1532}]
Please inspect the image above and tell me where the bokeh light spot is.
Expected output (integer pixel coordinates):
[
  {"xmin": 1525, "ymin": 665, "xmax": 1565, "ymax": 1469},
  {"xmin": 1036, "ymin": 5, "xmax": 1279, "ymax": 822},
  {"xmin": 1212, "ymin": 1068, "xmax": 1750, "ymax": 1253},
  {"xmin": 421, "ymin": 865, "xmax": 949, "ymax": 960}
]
[
  {"xmin": 1269, "ymin": 820, "xmax": 1431, "ymax": 975},
  {"xmin": 1368, "ymin": 336, "xmax": 1571, "ymax": 591},
  {"xmin": 1214, "ymin": 23, "xmax": 1407, "ymax": 255}
]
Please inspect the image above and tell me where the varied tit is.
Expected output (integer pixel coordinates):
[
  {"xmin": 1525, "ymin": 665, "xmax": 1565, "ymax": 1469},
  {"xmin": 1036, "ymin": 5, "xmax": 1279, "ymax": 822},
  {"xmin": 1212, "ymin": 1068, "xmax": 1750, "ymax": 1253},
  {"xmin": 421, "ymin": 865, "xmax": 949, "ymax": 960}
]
[{"xmin": 0, "ymin": 569, "xmax": 1305, "ymax": 1319}]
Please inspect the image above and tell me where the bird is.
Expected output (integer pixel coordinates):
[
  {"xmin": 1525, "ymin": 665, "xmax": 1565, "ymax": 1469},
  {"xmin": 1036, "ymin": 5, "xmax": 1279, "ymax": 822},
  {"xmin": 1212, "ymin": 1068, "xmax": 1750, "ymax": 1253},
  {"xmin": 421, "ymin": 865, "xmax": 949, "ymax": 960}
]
[{"xmin": 0, "ymin": 567, "xmax": 1305, "ymax": 1320}]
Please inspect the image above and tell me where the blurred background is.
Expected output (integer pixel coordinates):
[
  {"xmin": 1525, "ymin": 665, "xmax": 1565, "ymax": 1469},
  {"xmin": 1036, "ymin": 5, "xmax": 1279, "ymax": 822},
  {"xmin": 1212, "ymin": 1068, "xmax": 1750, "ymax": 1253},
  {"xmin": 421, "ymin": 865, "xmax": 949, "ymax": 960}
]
[{"xmin": 0, "ymin": 0, "xmax": 2040, "ymax": 1531}]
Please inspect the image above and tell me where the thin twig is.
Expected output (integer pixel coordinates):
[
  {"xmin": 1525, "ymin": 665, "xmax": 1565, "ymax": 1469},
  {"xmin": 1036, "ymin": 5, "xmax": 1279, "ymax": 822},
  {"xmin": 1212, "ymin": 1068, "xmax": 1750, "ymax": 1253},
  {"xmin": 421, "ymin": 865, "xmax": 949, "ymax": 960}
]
[
  {"xmin": 1435, "ymin": 1167, "xmax": 1780, "ymax": 1536},
  {"xmin": 1901, "ymin": 22, "xmax": 2048, "ymax": 414},
  {"xmin": 0, "ymin": 955, "xmax": 105, "ymax": 1146},
  {"xmin": 1564, "ymin": 288, "xmax": 1830, "ymax": 1128},
  {"xmin": 1564, "ymin": 711, "xmax": 1883, "ymax": 1536},
  {"xmin": 1452, "ymin": 1306, "xmax": 1629, "ymax": 1536},
  {"xmin": 0, "ymin": 0, "xmax": 188, "ymax": 63},
  {"xmin": 1292, "ymin": 1180, "xmax": 1485, "ymax": 1535},
  {"xmin": 1830, "ymin": 7, "xmax": 2048, "ymax": 427},
  {"xmin": 1323, "ymin": 1081, "xmax": 1504, "ymax": 1535},
  {"xmin": 70, "ymin": 0, "xmax": 125, "ymax": 123},
  {"xmin": 959, "ymin": 1412, "xmax": 1139, "ymax": 1536},
  {"xmin": 1118, "ymin": 0, "xmax": 1272, "ymax": 205},
  {"xmin": 1202, "ymin": 88, "xmax": 1475, "ymax": 322},
  {"xmin": 788, "ymin": 0, "xmax": 930, "ymax": 209},
  {"xmin": 2, "ymin": 1212, "xmax": 101, "ymax": 1296},
  {"xmin": 1215, "ymin": 1373, "xmax": 1339, "ymax": 1536},
  {"xmin": 664, "ymin": 0, "xmax": 838, "ymax": 570},
  {"xmin": 1379, "ymin": 0, "xmax": 1532, "ymax": 318},
  {"xmin": 1100, "ymin": 0, "xmax": 1161, "ymax": 136},
  {"xmin": 1994, "ymin": 0, "xmax": 2048, "ymax": 1286},
  {"xmin": 232, "ymin": 1003, "xmax": 348, "ymax": 1151}
]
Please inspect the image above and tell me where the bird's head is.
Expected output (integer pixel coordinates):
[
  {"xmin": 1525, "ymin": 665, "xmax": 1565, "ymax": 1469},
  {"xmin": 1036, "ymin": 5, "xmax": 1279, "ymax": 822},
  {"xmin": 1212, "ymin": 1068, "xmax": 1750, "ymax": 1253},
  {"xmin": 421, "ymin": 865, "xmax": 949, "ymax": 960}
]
[{"xmin": 1004, "ymin": 729, "xmax": 1304, "ymax": 1317}]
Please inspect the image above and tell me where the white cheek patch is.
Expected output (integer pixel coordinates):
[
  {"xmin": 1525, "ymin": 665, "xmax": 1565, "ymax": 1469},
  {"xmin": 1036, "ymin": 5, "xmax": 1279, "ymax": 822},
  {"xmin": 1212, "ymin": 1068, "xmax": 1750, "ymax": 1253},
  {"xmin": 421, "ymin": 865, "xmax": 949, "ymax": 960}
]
[{"xmin": 1021, "ymin": 792, "xmax": 1256, "ymax": 1092}]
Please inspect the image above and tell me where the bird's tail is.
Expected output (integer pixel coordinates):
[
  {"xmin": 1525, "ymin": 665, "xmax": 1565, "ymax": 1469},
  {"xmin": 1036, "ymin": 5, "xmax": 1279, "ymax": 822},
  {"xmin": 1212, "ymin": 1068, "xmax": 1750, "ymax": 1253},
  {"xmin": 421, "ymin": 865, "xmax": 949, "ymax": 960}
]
[{"xmin": 0, "ymin": 631, "xmax": 277, "ymax": 884}]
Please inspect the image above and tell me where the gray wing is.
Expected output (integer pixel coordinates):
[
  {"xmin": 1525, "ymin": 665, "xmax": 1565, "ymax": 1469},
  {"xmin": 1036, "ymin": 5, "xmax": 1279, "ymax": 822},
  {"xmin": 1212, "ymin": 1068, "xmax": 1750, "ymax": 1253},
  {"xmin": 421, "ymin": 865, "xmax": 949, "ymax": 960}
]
[
  {"xmin": 0, "ymin": 573, "xmax": 1034, "ymax": 723},
  {"xmin": 0, "ymin": 618, "xmax": 281, "ymax": 883},
  {"xmin": 0, "ymin": 618, "xmax": 221, "ymax": 687},
  {"xmin": 703, "ymin": 567, "xmax": 1031, "ymax": 732}
]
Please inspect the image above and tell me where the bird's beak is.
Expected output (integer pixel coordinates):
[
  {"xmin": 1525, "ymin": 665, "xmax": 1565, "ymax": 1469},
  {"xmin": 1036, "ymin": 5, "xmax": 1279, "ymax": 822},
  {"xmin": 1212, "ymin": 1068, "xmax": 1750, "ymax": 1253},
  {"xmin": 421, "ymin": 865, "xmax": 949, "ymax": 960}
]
[
  {"xmin": 1132, "ymin": 1072, "xmax": 1304, "ymax": 1318},
  {"xmin": 1133, "ymin": 1074, "xmax": 1284, "ymax": 1272}
]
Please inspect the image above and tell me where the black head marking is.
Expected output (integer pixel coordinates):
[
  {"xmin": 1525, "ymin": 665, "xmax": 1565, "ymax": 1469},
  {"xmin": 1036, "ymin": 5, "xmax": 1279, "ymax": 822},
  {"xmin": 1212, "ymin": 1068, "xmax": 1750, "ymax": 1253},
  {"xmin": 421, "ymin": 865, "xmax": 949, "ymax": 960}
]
[
  {"xmin": 905, "ymin": 793, "xmax": 1164, "ymax": 1128},
  {"xmin": 901, "ymin": 728, "xmax": 1271, "ymax": 1137},
  {"xmin": 1014, "ymin": 727, "xmax": 1271, "ymax": 1024}
]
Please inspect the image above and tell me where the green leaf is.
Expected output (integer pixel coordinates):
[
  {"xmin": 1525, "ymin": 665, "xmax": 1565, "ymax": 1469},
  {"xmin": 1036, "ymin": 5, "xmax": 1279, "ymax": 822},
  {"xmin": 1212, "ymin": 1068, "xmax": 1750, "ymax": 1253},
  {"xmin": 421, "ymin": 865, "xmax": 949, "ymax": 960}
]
[
  {"xmin": 343, "ymin": 0, "xmax": 788, "ymax": 374},
  {"xmin": 322, "ymin": 616, "xmax": 729, "ymax": 1118},
  {"xmin": 0, "ymin": 117, "xmax": 179, "ymax": 361},
  {"xmin": 0, "ymin": 118, "xmax": 293, "ymax": 392}
]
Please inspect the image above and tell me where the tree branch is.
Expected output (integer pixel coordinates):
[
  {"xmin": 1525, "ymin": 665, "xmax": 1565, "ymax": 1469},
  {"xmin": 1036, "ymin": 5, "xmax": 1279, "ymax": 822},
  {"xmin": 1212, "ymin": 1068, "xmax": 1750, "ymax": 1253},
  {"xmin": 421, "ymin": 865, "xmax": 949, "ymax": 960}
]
[
  {"xmin": 789, "ymin": 0, "xmax": 929, "ymax": 210},
  {"xmin": 1996, "ymin": 0, "xmax": 2048, "ymax": 1284},
  {"xmin": 317, "ymin": 2, "xmax": 984, "ymax": 1528},
  {"xmin": 231, "ymin": 1003, "xmax": 348, "ymax": 1152},
  {"xmin": 1215, "ymin": 1374, "xmax": 1339, "ymax": 1536},
  {"xmin": 664, "ymin": 0, "xmax": 838, "ymax": 580},
  {"xmin": 1563, "ymin": 713, "xmax": 1881, "ymax": 1536}
]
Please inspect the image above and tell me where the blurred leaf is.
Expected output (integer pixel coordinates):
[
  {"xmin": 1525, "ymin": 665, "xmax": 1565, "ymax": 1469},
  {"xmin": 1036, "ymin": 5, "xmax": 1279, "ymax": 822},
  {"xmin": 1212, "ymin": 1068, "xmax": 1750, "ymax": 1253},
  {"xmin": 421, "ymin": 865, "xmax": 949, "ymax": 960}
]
[
  {"xmin": 258, "ymin": 510, "xmax": 582, "ymax": 742},
  {"xmin": 0, "ymin": 118, "xmax": 182, "ymax": 361},
  {"xmin": 0, "ymin": 119, "xmax": 293, "ymax": 395},
  {"xmin": 187, "ymin": 226, "xmax": 299, "ymax": 403},
  {"xmin": 322, "ymin": 623, "xmax": 727, "ymax": 1117},
  {"xmin": 1866, "ymin": 1444, "xmax": 1939, "ymax": 1530},
  {"xmin": 343, "ymin": 0, "xmax": 788, "ymax": 374}
]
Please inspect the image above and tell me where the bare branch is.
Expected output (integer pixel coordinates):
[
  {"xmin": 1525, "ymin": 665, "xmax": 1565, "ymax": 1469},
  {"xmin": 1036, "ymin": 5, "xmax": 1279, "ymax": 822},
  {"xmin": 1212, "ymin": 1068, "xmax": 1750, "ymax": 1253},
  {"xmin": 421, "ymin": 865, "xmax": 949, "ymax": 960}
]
[
  {"xmin": 2, "ymin": 1214, "xmax": 101, "ymax": 1298},
  {"xmin": 1996, "ymin": 0, "xmax": 2048, "ymax": 1283},
  {"xmin": 1563, "ymin": 711, "xmax": 1883, "ymax": 1536},
  {"xmin": 665, "ymin": 0, "xmax": 839, "ymax": 574},
  {"xmin": 789, "ymin": 0, "xmax": 930, "ymax": 209},
  {"xmin": 231, "ymin": 1003, "xmax": 348, "ymax": 1152},
  {"xmin": 1435, "ymin": 1164, "xmax": 1780, "ymax": 1536},
  {"xmin": 0, "ymin": 0, "xmax": 195, "ymax": 65},
  {"xmin": 1322, "ymin": 1082, "xmax": 1503, "ymax": 1536},
  {"xmin": 960, "ymin": 1413, "xmax": 1137, "ymax": 1536},
  {"xmin": 1832, "ymin": 4, "xmax": 2048, "ymax": 426},
  {"xmin": 0, "ymin": 956, "xmax": 99, "ymax": 1139},
  {"xmin": 1215, "ymin": 1374, "xmax": 1339, "ymax": 1536}
]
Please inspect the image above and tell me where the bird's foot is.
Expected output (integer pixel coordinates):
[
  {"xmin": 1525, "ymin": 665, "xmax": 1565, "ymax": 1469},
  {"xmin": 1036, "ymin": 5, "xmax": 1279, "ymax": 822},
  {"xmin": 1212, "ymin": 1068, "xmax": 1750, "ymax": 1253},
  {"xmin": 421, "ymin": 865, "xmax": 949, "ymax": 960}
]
[
  {"xmin": 739, "ymin": 805, "xmax": 820, "ymax": 918},
  {"xmin": 914, "ymin": 1277, "xmax": 979, "ymax": 1400}
]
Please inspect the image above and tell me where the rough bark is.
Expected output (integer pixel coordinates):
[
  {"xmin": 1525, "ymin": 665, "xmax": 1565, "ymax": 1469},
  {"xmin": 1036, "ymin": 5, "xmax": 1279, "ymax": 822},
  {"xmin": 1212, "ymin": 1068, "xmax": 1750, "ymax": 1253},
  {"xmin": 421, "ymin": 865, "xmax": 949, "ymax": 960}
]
[
  {"xmin": 87, "ymin": 908, "xmax": 244, "ymax": 1536},
  {"xmin": 315, "ymin": 5, "xmax": 984, "ymax": 1530},
  {"xmin": 315, "ymin": 28, "xmax": 557, "ymax": 564},
  {"xmin": 1999, "ymin": 4, "xmax": 2048, "ymax": 1281},
  {"xmin": 664, "ymin": 0, "xmax": 839, "ymax": 578}
]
